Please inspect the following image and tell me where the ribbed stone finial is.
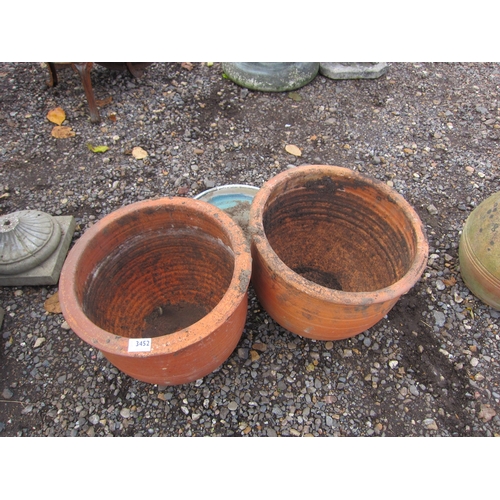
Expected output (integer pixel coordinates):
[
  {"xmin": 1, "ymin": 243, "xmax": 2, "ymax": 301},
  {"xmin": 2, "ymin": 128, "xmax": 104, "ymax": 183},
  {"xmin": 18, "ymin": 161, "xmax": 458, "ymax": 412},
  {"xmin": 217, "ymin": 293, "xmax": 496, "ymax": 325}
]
[{"xmin": 0, "ymin": 210, "xmax": 62, "ymax": 275}]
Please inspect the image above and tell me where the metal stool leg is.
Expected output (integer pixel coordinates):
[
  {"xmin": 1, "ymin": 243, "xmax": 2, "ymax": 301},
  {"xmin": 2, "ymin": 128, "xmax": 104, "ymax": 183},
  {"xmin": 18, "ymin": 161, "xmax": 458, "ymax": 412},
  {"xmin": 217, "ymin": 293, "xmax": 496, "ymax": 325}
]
[{"xmin": 72, "ymin": 62, "xmax": 100, "ymax": 123}]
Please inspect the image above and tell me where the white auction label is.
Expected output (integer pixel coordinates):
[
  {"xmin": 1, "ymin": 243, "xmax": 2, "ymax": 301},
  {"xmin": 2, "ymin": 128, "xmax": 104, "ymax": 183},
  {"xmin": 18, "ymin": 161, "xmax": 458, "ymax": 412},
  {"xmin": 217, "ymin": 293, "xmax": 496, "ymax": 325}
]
[{"xmin": 128, "ymin": 338, "xmax": 152, "ymax": 352}]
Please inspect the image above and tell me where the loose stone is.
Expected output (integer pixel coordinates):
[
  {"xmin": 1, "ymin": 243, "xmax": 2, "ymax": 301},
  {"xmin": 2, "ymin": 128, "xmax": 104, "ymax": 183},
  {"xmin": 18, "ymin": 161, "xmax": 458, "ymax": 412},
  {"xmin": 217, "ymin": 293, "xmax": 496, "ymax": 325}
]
[
  {"xmin": 120, "ymin": 408, "xmax": 131, "ymax": 418},
  {"xmin": 2, "ymin": 388, "xmax": 13, "ymax": 399},
  {"xmin": 423, "ymin": 418, "xmax": 438, "ymax": 430}
]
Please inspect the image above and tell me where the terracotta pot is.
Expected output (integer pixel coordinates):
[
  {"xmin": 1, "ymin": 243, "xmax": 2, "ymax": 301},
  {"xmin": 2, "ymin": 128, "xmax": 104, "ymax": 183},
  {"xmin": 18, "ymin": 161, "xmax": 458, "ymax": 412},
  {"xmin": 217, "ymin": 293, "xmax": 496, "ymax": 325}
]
[
  {"xmin": 59, "ymin": 198, "xmax": 252, "ymax": 385},
  {"xmin": 459, "ymin": 191, "xmax": 500, "ymax": 310},
  {"xmin": 249, "ymin": 165, "xmax": 428, "ymax": 341}
]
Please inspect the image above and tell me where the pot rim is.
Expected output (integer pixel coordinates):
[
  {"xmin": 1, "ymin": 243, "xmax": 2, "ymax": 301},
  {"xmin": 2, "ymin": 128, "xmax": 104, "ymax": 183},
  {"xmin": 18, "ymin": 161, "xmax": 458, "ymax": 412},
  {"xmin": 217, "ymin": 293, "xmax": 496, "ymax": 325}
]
[
  {"xmin": 59, "ymin": 197, "xmax": 252, "ymax": 357},
  {"xmin": 249, "ymin": 164, "xmax": 428, "ymax": 305}
]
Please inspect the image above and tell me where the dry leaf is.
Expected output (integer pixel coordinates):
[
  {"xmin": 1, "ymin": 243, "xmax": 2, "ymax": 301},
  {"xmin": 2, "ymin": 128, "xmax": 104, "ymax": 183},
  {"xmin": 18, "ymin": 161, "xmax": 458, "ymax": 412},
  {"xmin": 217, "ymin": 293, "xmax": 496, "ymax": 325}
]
[
  {"xmin": 96, "ymin": 96, "xmax": 113, "ymax": 107},
  {"xmin": 285, "ymin": 144, "xmax": 302, "ymax": 157},
  {"xmin": 51, "ymin": 126, "xmax": 75, "ymax": 138},
  {"xmin": 87, "ymin": 143, "xmax": 109, "ymax": 153},
  {"xmin": 181, "ymin": 62, "xmax": 194, "ymax": 71},
  {"xmin": 44, "ymin": 292, "xmax": 62, "ymax": 314},
  {"xmin": 250, "ymin": 350, "xmax": 260, "ymax": 362},
  {"xmin": 108, "ymin": 113, "xmax": 117, "ymax": 122},
  {"xmin": 47, "ymin": 107, "xmax": 66, "ymax": 125},
  {"xmin": 288, "ymin": 91, "xmax": 302, "ymax": 102},
  {"xmin": 132, "ymin": 146, "xmax": 148, "ymax": 159},
  {"xmin": 479, "ymin": 404, "xmax": 497, "ymax": 422},
  {"xmin": 443, "ymin": 276, "xmax": 457, "ymax": 287}
]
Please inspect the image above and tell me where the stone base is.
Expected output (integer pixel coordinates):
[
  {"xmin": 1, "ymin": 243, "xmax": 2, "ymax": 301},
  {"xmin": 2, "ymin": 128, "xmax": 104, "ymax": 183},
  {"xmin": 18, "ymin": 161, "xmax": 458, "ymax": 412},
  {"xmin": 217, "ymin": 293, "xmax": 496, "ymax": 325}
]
[
  {"xmin": 222, "ymin": 63, "xmax": 320, "ymax": 92},
  {"xmin": 320, "ymin": 62, "xmax": 389, "ymax": 80},
  {"xmin": 0, "ymin": 216, "xmax": 75, "ymax": 286}
]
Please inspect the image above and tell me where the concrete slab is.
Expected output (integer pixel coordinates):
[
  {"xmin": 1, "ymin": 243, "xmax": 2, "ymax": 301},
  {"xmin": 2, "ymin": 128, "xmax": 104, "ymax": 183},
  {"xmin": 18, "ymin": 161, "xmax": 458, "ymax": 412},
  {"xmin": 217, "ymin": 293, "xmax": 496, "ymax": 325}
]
[
  {"xmin": 0, "ymin": 216, "xmax": 75, "ymax": 286},
  {"xmin": 320, "ymin": 62, "xmax": 389, "ymax": 80}
]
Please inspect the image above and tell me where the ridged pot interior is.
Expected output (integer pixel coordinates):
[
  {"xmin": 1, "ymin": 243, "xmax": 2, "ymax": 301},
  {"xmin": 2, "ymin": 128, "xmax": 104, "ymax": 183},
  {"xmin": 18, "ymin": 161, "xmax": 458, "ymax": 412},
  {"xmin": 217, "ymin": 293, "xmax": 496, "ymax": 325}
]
[
  {"xmin": 261, "ymin": 170, "xmax": 421, "ymax": 293},
  {"xmin": 74, "ymin": 203, "xmax": 236, "ymax": 339}
]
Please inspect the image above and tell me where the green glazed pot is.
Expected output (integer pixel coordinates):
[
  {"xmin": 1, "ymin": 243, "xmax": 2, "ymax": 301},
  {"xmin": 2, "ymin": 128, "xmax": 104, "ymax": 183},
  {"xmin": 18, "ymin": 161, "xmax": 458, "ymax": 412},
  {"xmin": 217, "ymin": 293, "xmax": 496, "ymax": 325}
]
[{"xmin": 459, "ymin": 191, "xmax": 500, "ymax": 310}]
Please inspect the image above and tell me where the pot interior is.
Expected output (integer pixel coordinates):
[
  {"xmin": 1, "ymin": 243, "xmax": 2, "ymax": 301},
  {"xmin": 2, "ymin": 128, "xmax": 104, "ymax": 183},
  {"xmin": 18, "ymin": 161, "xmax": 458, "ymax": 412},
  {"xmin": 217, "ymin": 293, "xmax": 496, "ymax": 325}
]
[
  {"xmin": 263, "ymin": 174, "xmax": 419, "ymax": 292},
  {"xmin": 77, "ymin": 209, "xmax": 235, "ymax": 338}
]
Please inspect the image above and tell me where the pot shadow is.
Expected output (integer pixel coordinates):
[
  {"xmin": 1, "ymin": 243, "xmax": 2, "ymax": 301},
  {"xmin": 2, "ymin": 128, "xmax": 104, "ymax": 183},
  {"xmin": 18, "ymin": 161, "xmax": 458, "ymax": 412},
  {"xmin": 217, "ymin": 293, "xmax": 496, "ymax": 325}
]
[{"xmin": 387, "ymin": 287, "xmax": 474, "ymax": 435}]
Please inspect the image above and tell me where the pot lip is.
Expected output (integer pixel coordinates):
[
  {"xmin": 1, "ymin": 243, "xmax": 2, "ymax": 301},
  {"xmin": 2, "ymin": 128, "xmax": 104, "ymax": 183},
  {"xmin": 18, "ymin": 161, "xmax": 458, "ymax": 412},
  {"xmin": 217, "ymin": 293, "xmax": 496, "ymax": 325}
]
[
  {"xmin": 249, "ymin": 164, "xmax": 429, "ymax": 304},
  {"xmin": 59, "ymin": 197, "xmax": 252, "ymax": 357}
]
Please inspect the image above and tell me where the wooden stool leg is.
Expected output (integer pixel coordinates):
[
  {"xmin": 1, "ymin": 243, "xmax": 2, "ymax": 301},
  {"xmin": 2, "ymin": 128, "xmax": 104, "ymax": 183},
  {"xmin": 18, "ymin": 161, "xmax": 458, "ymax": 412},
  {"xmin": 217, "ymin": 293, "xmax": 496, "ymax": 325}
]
[{"xmin": 72, "ymin": 62, "xmax": 100, "ymax": 123}]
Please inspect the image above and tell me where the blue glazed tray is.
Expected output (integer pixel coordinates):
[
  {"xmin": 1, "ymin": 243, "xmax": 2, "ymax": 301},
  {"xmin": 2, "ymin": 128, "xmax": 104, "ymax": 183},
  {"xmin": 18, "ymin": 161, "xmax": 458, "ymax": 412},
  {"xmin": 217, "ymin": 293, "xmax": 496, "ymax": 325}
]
[{"xmin": 194, "ymin": 184, "xmax": 259, "ymax": 210}]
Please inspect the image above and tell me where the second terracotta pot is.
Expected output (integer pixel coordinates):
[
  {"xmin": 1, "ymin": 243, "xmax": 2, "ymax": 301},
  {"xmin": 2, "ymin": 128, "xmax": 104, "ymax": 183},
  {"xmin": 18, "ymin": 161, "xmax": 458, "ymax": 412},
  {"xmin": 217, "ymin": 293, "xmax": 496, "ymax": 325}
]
[{"xmin": 249, "ymin": 165, "xmax": 428, "ymax": 341}]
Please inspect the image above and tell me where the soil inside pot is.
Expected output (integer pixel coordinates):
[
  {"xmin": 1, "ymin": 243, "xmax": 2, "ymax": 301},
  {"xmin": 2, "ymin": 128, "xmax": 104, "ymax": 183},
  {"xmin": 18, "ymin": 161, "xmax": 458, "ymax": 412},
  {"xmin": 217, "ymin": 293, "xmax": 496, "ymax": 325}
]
[
  {"xmin": 293, "ymin": 265, "xmax": 343, "ymax": 290},
  {"xmin": 143, "ymin": 302, "xmax": 210, "ymax": 337}
]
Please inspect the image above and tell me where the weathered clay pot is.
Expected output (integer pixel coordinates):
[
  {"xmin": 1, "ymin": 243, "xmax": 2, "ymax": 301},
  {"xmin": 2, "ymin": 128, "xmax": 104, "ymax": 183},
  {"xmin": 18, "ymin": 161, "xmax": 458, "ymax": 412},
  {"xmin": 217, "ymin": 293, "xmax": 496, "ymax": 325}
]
[
  {"xmin": 459, "ymin": 191, "xmax": 500, "ymax": 310},
  {"xmin": 59, "ymin": 197, "xmax": 252, "ymax": 385},
  {"xmin": 249, "ymin": 165, "xmax": 428, "ymax": 341}
]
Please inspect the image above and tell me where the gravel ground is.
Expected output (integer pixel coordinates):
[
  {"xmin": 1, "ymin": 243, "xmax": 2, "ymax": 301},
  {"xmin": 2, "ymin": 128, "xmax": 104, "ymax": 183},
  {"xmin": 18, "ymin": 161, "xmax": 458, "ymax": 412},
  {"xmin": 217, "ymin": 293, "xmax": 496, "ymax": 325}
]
[{"xmin": 1, "ymin": 61, "xmax": 500, "ymax": 438}]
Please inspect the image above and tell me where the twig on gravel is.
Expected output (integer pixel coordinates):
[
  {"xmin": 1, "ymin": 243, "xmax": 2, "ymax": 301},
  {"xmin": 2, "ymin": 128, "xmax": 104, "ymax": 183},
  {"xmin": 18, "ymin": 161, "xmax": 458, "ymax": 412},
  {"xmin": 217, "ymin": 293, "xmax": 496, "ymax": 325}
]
[{"xmin": 0, "ymin": 400, "xmax": 26, "ymax": 405}]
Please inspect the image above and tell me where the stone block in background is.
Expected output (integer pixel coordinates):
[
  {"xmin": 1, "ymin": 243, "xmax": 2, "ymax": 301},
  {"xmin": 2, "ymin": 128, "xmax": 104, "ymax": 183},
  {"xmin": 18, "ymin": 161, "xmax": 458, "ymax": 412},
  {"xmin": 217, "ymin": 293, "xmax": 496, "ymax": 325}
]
[{"xmin": 320, "ymin": 62, "xmax": 389, "ymax": 80}]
